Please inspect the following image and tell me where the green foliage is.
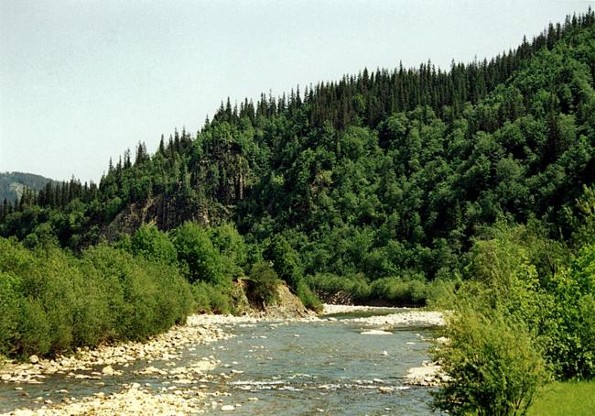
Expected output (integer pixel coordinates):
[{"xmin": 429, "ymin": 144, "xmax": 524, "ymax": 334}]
[
  {"xmin": 295, "ymin": 280, "xmax": 323, "ymax": 313},
  {"xmin": 570, "ymin": 185, "xmax": 595, "ymax": 247},
  {"xmin": 433, "ymin": 311, "xmax": 549, "ymax": 416},
  {"xmin": 208, "ymin": 222, "xmax": 248, "ymax": 278},
  {"xmin": 463, "ymin": 227, "xmax": 542, "ymax": 326},
  {"xmin": 264, "ymin": 234, "xmax": 304, "ymax": 290},
  {"xmin": 131, "ymin": 223, "xmax": 177, "ymax": 265},
  {"xmin": 247, "ymin": 261, "xmax": 281, "ymax": 307},
  {"xmin": 173, "ymin": 222, "xmax": 228, "ymax": 285},
  {"xmin": 435, "ymin": 222, "xmax": 595, "ymax": 414},
  {"xmin": 0, "ymin": 237, "xmax": 193, "ymax": 358},
  {"xmin": 369, "ymin": 276, "xmax": 430, "ymax": 305},
  {"xmin": 0, "ymin": 272, "xmax": 23, "ymax": 355},
  {"xmin": 538, "ymin": 244, "xmax": 595, "ymax": 379},
  {"xmin": 18, "ymin": 299, "xmax": 51, "ymax": 357},
  {"xmin": 305, "ymin": 273, "xmax": 371, "ymax": 303},
  {"xmin": 306, "ymin": 272, "xmax": 452, "ymax": 307},
  {"xmin": 191, "ymin": 281, "xmax": 233, "ymax": 314}
]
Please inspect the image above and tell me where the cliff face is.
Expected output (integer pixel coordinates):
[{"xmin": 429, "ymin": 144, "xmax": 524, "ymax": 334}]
[{"xmin": 100, "ymin": 196, "xmax": 216, "ymax": 242}]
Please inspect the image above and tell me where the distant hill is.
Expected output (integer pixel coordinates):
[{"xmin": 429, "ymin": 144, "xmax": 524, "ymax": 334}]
[{"xmin": 0, "ymin": 172, "xmax": 55, "ymax": 203}]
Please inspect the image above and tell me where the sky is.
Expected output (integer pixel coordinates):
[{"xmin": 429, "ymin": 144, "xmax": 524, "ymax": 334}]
[{"xmin": 1, "ymin": 0, "xmax": 593, "ymax": 183}]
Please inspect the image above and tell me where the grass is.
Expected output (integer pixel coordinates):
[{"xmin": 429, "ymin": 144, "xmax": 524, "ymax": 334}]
[{"xmin": 528, "ymin": 381, "xmax": 595, "ymax": 416}]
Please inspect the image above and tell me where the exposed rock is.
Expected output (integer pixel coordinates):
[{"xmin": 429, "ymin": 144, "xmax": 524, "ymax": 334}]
[
  {"xmin": 361, "ymin": 329, "xmax": 392, "ymax": 335},
  {"xmin": 405, "ymin": 362, "xmax": 445, "ymax": 387},
  {"xmin": 101, "ymin": 365, "xmax": 115, "ymax": 376}
]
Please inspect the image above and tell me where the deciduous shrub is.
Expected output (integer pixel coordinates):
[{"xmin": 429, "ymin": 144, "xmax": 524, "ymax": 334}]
[
  {"xmin": 433, "ymin": 311, "xmax": 549, "ymax": 416},
  {"xmin": 247, "ymin": 261, "xmax": 281, "ymax": 307},
  {"xmin": 174, "ymin": 222, "xmax": 229, "ymax": 286},
  {"xmin": 0, "ymin": 237, "xmax": 195, "ymax": 358}
]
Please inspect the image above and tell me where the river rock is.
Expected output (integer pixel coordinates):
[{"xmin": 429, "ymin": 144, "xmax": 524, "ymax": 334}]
[
  {"xmin": 361, "ymin": 329, "xmax": 392, "ymax": 335},
  {"xmin": 101, "ymin": 365, "xmax": 115, "ymax": 375},
  {"xmin": 29, "ymin": 355, "xmax": 40, "ymax": 364},
  {"xmin": 221, "ymin": 404, "xmax": 235, "ymax": 411}
]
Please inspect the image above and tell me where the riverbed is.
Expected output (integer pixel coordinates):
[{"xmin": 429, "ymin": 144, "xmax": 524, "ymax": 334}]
[{"xmin": 0, "ymin": 306, "xmax": 444, "ymax": 415}]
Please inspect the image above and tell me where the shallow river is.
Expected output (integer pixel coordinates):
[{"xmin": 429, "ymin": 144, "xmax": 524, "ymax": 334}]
[{"xmin": 0, "ymin": 309, "xmax": 442, "ymax": 415}]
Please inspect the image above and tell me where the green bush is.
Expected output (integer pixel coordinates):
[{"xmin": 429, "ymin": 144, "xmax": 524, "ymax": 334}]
[
  {"xmin": 305, "ymin": 273, "xmax": 371, "ymax": 303},
  {"xmin": 191, "ymin": 281, "xmax": 233, "ymax": 314},
  {"xmin": 264, "ymin": 234, "xmax": 304, "ymax": 290},
  {"xmin": 247, "ymin": 261, "xmax": 281, "ymax": 307},
  {"xmin": 209, "ymin": 222, "xmax": 248, "ymax": 277},
  {"xmin": 369, "ymin": 276, "xmax": 431, "ymax": 305},
  {"xmin": 192, "ymin": 281, "xmax": 214, "ymax": 313},
  {"xmin": 131, "ymin": 224, "xmax": 178, "ymax": 266},
  {"xmin": 17, "ymin": 299, "xmax": 51, "ymax": 357},
  {"xmin": 0, "ymin": 237, "xmax": 195, "ymax": 358},
  {"xmin": 295, "ymin": 280, "xmax": 323, "ymax": 312},
  {"xmin": 0, "ymin": 272, "xmax": 24, "ymax": 356},
  {"xmin": 174, "ymin": 222, "xmax": 229, "ymax": 286},
  {"xmin": 433, "ymin": 311, "xmax": 550, "ymax": 416},
  {"xmin": 537, "ymin": 244, "xmax": 595, "ymax": 379}
]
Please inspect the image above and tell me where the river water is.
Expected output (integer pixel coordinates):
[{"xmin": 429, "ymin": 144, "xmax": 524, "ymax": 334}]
[{"xmin": 0, "ymin": 309, "xmax": 442, "ymax": 415}]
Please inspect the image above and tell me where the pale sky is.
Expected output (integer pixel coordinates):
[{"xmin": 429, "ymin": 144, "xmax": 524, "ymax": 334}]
[{"xmin": 1, "ymin": 0, "xmax": 593, "ymax": 183}]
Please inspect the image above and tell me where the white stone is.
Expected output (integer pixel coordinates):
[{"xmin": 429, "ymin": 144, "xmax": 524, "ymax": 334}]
[
  {"xmin": 101, "ymin": 365, "xmax": 115, "ymax": 375},
  {"xmin": 360, "ymin": 329, "xmax": 392, "ymax": 335}
]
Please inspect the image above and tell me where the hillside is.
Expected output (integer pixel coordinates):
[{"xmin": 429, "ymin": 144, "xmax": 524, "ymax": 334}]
[
  {"xmin": 0, "ymin": 11, "xmax": 593, "ymax": 292},
  {"xmin": 0, "ymin": 172, "xmax": 54, "ymax": 204}
]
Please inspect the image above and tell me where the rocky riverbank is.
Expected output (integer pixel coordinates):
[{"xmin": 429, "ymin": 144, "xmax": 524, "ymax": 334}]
[
  {"xmin": 322, "ymin": 304, "xmax": 446, "ymax": 328},
  {"xmin": 0, "ymin": 313, "xmax": 317, "ymax": 415},
  {"xmin": 1, "ymin": 307, "xmax": 445, "ymax": 415}
]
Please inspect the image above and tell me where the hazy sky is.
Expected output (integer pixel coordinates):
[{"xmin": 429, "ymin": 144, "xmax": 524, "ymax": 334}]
[{"xmin": 1, "ymin": 0, "xmax": 593, "ymax": 183}]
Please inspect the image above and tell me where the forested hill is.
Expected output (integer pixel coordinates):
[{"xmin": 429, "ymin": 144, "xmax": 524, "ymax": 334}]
[
  {"xmin": 0, "ymin": 172, "xmax": 54, "ymax": 205},
  {"xmin": 1, "ymin": 12, "xmax": 594, "ymax": 286}
]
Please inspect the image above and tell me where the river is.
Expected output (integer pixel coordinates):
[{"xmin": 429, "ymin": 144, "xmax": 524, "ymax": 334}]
[{"xmin": 0, "ymin": 308, "xmax": 443, "ymax": 415}]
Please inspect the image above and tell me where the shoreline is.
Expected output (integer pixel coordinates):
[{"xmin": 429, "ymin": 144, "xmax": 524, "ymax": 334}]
[
  {"xmin": 1, "ymin": 307, "xmax": 445, "ymax": 415},
  {"xmin": 322, "ymin": 304, "xmax": 446, "ymax": 328}
]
